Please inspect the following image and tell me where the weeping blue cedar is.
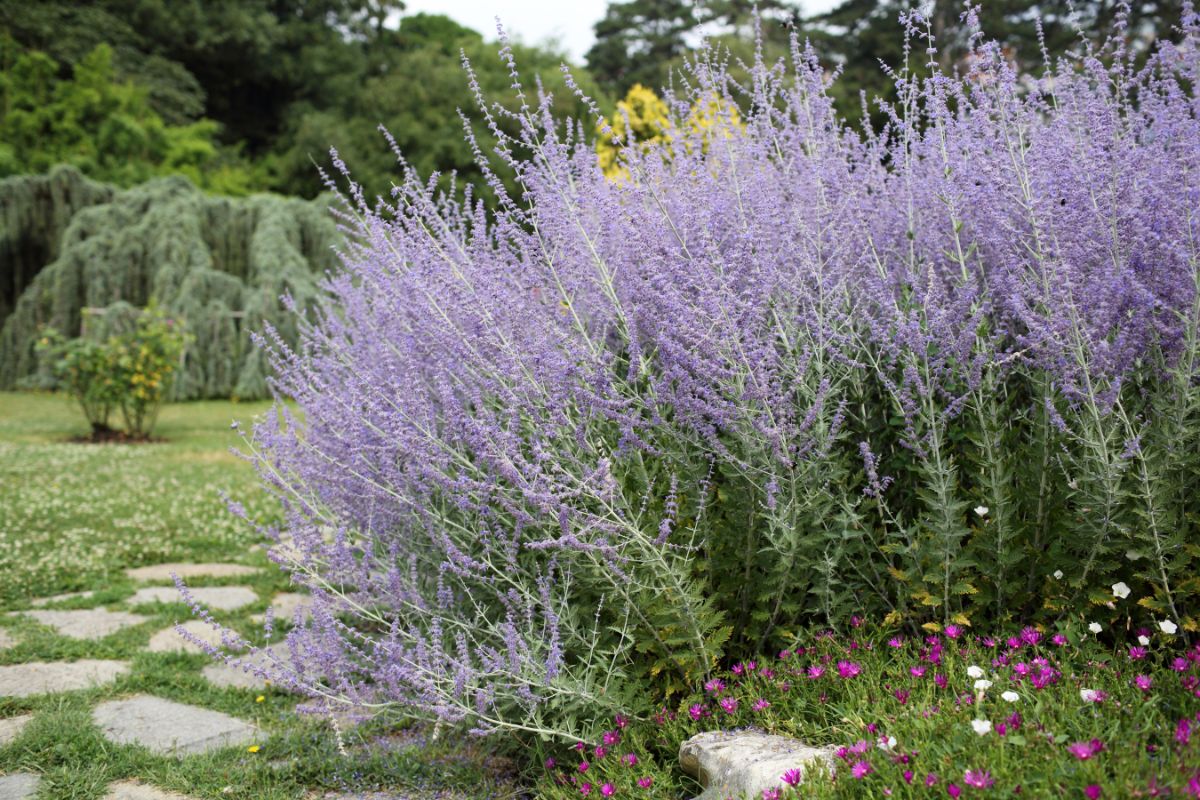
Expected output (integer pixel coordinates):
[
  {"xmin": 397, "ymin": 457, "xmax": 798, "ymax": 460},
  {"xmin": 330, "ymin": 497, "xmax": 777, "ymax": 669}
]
[
  {"xmin": 0, "ymin": 168, "xmax": 339, "ymax": 399},
  {"xmin": 223, "ymin": 10, "xmax": 1200, "ymax": 742}
]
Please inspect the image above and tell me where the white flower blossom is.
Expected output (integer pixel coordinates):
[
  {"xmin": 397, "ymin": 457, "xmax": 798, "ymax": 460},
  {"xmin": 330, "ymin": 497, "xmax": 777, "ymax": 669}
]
[
  {"xmin": 967, "ymin": 665, "xmax": 984, "ymax": 679},
  {"xmin": 1088, "ymin": 622, "xmax": 1102, "ymax": 634},
  {"xmin": 1001, "ymin": 691, "xmax": 1019, "ymax": 703},
  {"xmin": 1080, "ymin": 689, "xmax": 1101, "ymax": 703},
  {"xmin": 1112, "ymin": 581, "xmax": 1131, "ymax": 599},
  {"xmin": 1138, "ymin": 635, "xmax": 1150, "ymax": 646},
  {"xmin": 974, "ymin": 506, "xmax": 989, "ymax": 517},
  {"xmin": 971, "ymin": 719, "xmax": 992, "ymax": 735},
  {"xmin": 974, "ymin": 679, "xmax": 993, "ymax": 692},
  {"xmin": 878, "ymin": 735, "xmax": 897, "ymax": 751},
  {"xmin": 1053, "ymin": 570, "xmax": 1063, "ymax": 580},
  {"xmin": 1159, "ymin": 620, "xmax": 1178, "ymax": 635}
]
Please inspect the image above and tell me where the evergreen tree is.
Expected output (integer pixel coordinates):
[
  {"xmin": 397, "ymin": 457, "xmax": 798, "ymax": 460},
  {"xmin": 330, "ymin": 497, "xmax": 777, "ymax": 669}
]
[{"xmin": 586, "ymin": 0, "xmax": 699, "ymax": 97}]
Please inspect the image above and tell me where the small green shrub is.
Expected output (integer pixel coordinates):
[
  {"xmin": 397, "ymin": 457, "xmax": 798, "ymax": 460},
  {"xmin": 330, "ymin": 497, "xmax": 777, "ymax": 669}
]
[{"xmin": 37, "ymin": 304, "xmax": 188, "ymax": 438}]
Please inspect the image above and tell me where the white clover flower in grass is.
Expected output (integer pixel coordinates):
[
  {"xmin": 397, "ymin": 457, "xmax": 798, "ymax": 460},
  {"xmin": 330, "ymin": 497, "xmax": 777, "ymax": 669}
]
[
  {"xmin": 974, "ymin": 679, "xmax": 993, "ymax": 691},
  {"xmin": 1112, "ymin": 582, "xmax": 1131, "ymax": 599},
  {"xmin": 1138, "ymin": 635, "xmax": 1151, "ymax": 646},
  {"xmin": 1088, "ymin": 622, "xmax": 1103, "ymax": 634},
  {"xmin": 1053, "ymin": 570, "xmax": 1063, "ymax": 579},
  {"xmin": 974, "ymin": 506, "xmax": 989, "ymax": 517},
  {"xmin": 971, "ymin": 719, "xmax": 992, "ymax": 735},
  {"xmin": 1160, "ymin": 620, "xmax": 1178, "ymax": 635},
  {"xmin": 967, "ymin": 665, "xmax": 984, "ymax": 679},
  {"xmin": 1001, "ymin": 691, "xmax": 1019, "ymax": 703}
]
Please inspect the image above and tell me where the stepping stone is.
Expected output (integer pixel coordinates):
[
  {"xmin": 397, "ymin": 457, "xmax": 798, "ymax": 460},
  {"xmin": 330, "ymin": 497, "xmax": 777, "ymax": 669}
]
[
  {"xmin": 0, "ymin": 629, "xmax": 14, "ymax": 650},
  {"xmin": 146, "ymin": 620, "xmax": 229, "ymax": 655},
  {"xmin": 93, "ymin": 695, "xmax": 257, "ymax": 756},
  {"xmin": 125, "ymin": 563, "xmax": 259, "ymax": 581},
  {"xmin": 0, "ymin": 714, "xmax": 34, "ymax": 746},
  {"xmin": 130, "ymin": 586, "xmax": 258, "ymax": 612},
  {"xmin": 103, "ymin": 779, "xmax": 200, "ymax": 799},
  {"xmin": 0, "ymin": 773, "xmax": 40, "ymax": 798},
  {"xmin": 0, "ymin": 660, "xmax": 129, "ymax": 698},
  {"xmin": 679, "ymin": 730, "xmax": 836, "ymax": 800},
  {"xmin": 251, "ymin": 593, "xmax": 312, "ymax": 625},
  {"xmin": 10, "ymin": 609, "xmax": 148, "ymax": 640},
  {"xmin": 30, "ymin": 590, "xmax": 95, "ymax": 607},
  {"xmin": 202, "ymin": 642, "xmax": 291, "ymax": 690}
]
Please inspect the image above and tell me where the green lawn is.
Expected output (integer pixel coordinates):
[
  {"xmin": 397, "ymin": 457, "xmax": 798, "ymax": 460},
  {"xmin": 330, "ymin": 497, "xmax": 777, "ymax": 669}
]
[{"xmin": 0, "ymin": 392, "xmax": 516, "ymax": 799}]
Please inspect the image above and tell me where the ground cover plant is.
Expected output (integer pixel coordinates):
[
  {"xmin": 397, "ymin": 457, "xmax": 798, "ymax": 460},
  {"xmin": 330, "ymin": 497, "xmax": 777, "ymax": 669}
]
[
  {"xmin": 535, "ymin": 619, "xmax": 1200, "ymax": 797},
  {"xmin": 235, "ymin": 2, "xmax": 1200, "ymax": 748}
]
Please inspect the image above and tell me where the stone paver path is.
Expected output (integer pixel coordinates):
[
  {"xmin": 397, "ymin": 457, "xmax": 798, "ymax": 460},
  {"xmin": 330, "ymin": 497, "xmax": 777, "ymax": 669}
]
[
  {"xmin": 0, "ymin": 629, "xmax": 14, "ymax": 650},
  {"xmin": 0, "ymin": 714, "xmax": 34, "ymax": 746},
  {"xmin": 30, "ymin": 590, "xmax": 95, "ymax": 607},
  {"xmin": 145, "ymin": 620, "xmax": 229, "ymax": 655},
  {"xmin": 0, "ymin": 660, "xmax": 129, "ymax": 698},
  {"xmin": 93, "ymin": 695, "xmax": 257, "ymax": 756},
  {"xmin": 10, "ymin": 609, "xmax": 148, "ymax": 640},
  {"xmin": 130, "ymin": 586, "xmax": 257, "ymax": 612},
  {"xmin": 103, "ymin": 779, "xmax": 200, "ymax": 799},
  {"xmin": 125, "ymin": 563, "xmax": 259, "ymax": 581},
  {"xmin": 251, "ymin": 593, "xmax": 311, "ymax": 625},
  {"xmin": 202, "ymin": 642, "xmax": 291, "ymax": 690},
  {"xmin": 0, "ymin": 773, "xmax": 40, "ymax": 798}
]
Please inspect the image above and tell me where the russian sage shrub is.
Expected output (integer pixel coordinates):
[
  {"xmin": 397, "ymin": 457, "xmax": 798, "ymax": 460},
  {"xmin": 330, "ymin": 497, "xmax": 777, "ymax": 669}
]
[{"xmin": 235, "ymin": 10, "xmax": 1200, "ymax": 740}]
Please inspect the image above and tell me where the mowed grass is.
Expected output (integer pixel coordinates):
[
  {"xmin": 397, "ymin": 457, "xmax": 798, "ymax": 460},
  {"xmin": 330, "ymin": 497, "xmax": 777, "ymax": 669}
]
[{"xmin": 0, "ymin": 392, "xmax": 518, "ymax": 799}]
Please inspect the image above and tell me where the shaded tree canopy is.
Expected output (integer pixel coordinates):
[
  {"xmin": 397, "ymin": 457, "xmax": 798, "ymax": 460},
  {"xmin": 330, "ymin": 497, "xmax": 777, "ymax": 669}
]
[{"xmin": 0, "ymin": 167, "xmax": 339, "ymax": 400}]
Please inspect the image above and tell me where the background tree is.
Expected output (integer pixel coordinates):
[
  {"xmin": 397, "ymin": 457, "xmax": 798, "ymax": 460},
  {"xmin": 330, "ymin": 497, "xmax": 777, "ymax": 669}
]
[{"xmin": 586, "ymin": 0, "xmax": 699, "ymax": 98}]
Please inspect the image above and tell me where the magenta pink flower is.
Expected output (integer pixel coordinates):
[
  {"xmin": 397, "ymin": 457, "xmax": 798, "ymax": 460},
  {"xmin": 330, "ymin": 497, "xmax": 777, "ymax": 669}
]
[
  {"xmin": 622, "ymin": 753, "xmax": 637, "ymax": 767},
  {"xmin": 603, "ymin": 729, "xmax": 620, "ymax": 746},
  {"xmin": 688, "ymin": 704, "xmax": 707, "ymax": 721},
  {"xmin": 1177, "ymin": 719, "xmax": 1191, "ymax": 746},
  {"xmin": 926, "ymin": 773, "xmax": 939, "ymax": 787},
  {"xmin": 945, "ymin": 625, "xmax": 963, "ymax": 639},
  {"xmin": 636, "ymin": 777, "xmax": 652, "ymax": 789},
  {"xmin": 719, "ymin": 697, "xmax": 738, "ymax": 714},
  {"xmin": 1129, "ymin": 646, "xmax": 1148, "ymax": 660},
  {"xmin": 600, "ymin": 783, "xmax": 615, "ymax": 797},
  {"xmin": 911, "ymin": 665, "xmax": 927, "ymax": 678},
  {"xmin": 580, "ymin": 783, "xmax": 591, "ymax": 796},
  {"xmin": 762, "ymin": 790, "xmax": 781, "ymax": 800},
  {"xmin": 903, "ymin": 770, "xmax": 914, "ymax": 784},
  {"xmin": 1067, "ymin": 739, "xmax": 1105, "ymax": 760},
  {"xmin": 948, "ymin": 783, "xmax": 962, "ymax": 798},
  {"xmin": 579, "ymin": 761, "xmax": 590, "ymax": 773},
  {"xmin": 808, "ymin": 665, "xmax": 825, "ymax": 679},
  {"xmin": 781, "ymin": 768, "xmax": 803, "ymax": 786},
  {"xmin": 1085, "ymin": 786, "xmax": 1102, "ymax": 799},
  {"xmin": 1052, "ymin": 634, "xmax": 1068, "ymax": 646},
  {"xmin": 614, "ymin": 713, "xmax": 628, "ymax": 729},
  {"xmin": 1135, "ymin": 674, "xmax": 1153, "ymax": 692},
  {"xmin": 837, "ymin": 661, "xmax": 862, "ymax": 679},
  {"xmin": 704, "ymin": 678, "xmax": 726, "ymax": 694},
  {"xmin": 753, "ymin": 698, "xmax": 771, "ymax": 711},
  {"xmin": 889, "ymin": 637, "xmax": 905, "ymax": 648},
  {"xmin": 964, "ymin": 769, "xmax": 995, "ymax": 789},
  {"xmin": 851, "ymin": 760, "xmax": 873, "ymax": 779}
]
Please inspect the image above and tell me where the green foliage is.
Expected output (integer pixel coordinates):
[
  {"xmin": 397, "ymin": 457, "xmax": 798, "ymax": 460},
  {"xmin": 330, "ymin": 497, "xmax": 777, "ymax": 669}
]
[
  {"xmin": 36, "ymin": 304, "xmax": 189, "ymax": 438},
  {"xmin": 0, "ymin": 168, "xmax": 339, "ymax": 401},
  {"xmin": 0, "ymin": 41, "xmax": 252, "ymax": 192}
]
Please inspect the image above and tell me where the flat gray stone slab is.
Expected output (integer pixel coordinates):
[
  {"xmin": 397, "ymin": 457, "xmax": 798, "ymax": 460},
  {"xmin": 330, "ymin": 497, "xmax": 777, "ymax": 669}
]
[
  {"xmin": 0, "ymin": 773, "xmax": 40, "ymax": 798},
  {"xmin": 0, "ymin": 660, "xmax": 129, "ymax": 698},
  {"xmin": 201, "ymin": 642, "xmax": 291, "ymax": 690},
  {"xmin": 103, "ymin": 780, "xmax": 200, "ymax": 799},
  {"xmin": 93, "ymin": 695, "xmax": 257, "ymax": 756},
  {"xmin": 680, "ymin": 730, "xmax": 836, "ymax": 800},
  {"xmin": 130, "ymin": 586, "xmax": 257, "ymax": 612},
  {"xmin": 125, "ymin": 563, "xmax": 259, "ymax": 581},
  {"xmin": 251, "ymin": 593, "xmax": 311, "ymax": 626},
  {"xmin": 145, "ymin": 620, "xmax": 228, "ymax": 655},
  {"xmin": 10, "ymin": 609, "xmax": 148, "ymax": 640},
  {"xmin": 0, "ymin": 629, "xmax": 14, "ymax": 650},
  {"xmin": 0, "ymin": 714, "xmax": 34, "ymax": 746},
  {"xmin": 30, "ymin": 590, "xmax": 95, "ymax": 607}
]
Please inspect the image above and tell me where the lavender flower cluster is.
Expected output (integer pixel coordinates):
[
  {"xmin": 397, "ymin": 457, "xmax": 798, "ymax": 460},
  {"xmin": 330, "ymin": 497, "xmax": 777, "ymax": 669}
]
[{"xmin": 236, "ymin": 7, "xmax": 1200, "ymax": 740}]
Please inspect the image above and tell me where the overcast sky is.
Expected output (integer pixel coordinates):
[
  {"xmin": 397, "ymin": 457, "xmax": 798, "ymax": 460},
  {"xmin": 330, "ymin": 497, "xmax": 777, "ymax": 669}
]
[{"xmin": 400, "ymin": 1, "xmax": 842, "ymax": 63}]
